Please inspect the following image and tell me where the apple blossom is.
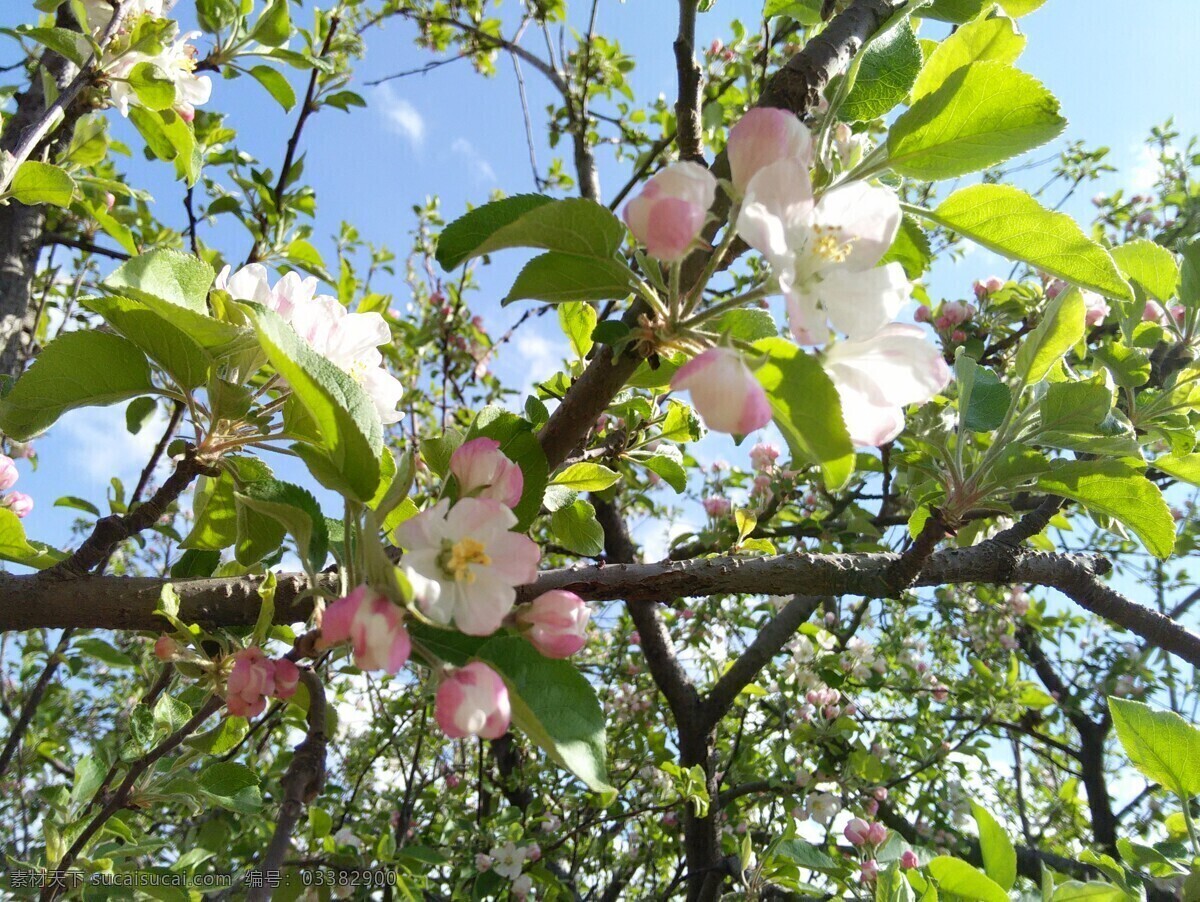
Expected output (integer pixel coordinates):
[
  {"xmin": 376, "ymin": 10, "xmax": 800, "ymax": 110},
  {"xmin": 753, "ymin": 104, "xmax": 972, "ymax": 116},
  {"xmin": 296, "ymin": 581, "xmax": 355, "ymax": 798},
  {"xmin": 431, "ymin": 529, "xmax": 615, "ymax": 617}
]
[
  {"xmin": 512, "ymin": 874, "xmax": 533, "ymax": 899},
  {"xmin": 822, "ymin": 324, "xmax": 951, "ymax": 447},
  {"xmin": 491, "ymin": 842, "xmax": 526, "ymax": 880},
  {"xmin": 737, "ymin": 158, "xmax": 908, "ymax": 343},
  {"xmin": 844, "ymin": 818, "xmax": 871, "ymax": 846},
  {"xmin": 867, "ymin": 822, "xmax": 888, "ymax": 845},
  {"xmin": 4, "ymin": 492, "xmax": 33, "ymax": 518},
  {"xmin": 318, "ymin": 585, "xmax": 411, "ymax": 674},
  {"xmin": 861, "ymin": 860, "xmax": 879, "ymax": 883},
  {"xmin": 435, "ymin": 662, "xmax": 511, "ymax": 740},
  {"xmin": 622, "ymin": 161, "xmax": 717, "ymax": 261},
  {"xmin": 805, "ymin": 791, "xmax": 841, "ymax": 825},
  {"xmin": 450, "ymin": 438, "xmax": 524, "ymax": 507},
  {"xmin": 1081, "ymin": 290, "xmax": 1110, "ymax": 328},
  {"xmin": 225, "ymin": 648, "xmax": 275, "ymax": 718},
  {"xmin": 973, "ymin": 276, "xmax": 1004, "ymax": 300},
  {"xmin": 749, "ymin": 441, "xmax": 780, "ymax": 472},
  {"xmin": 518, "ymin": 590, "xmax": 591, "ymax": 658},
  {"xmin": 273, "ymin": 659, "xmax": 300, "ymax": 700},
  {"xmin": 671, "ymin": 347, "xmax": 772, "ymax": 435},
  {"xmin": 80, "ymin": 0, "xmax": 169, "ymax": 33},
  {"xmin": 0, "ymin": 455, "xmax": 18, "ymax": 492},
  {"xmin": 153, "ymin": 635, "xmax": 180, "ymax": 662},
  {"xmin": 108, "ymin": 30, "xmax": 212, "ymax": 119},
  {"xmin": 900, "ymin": 850, "xmax": 920, "ymax": 869},
  {"xmin": 396, "ymin": 498, "xmax": 540, "ymax": 636},
  {"xmin": 703, "ymin": 495, "xmax": 732, "ymax": 518},
  {"xmin": 727, "ymin": 108, "xmax": 813, "ymax": 193}
]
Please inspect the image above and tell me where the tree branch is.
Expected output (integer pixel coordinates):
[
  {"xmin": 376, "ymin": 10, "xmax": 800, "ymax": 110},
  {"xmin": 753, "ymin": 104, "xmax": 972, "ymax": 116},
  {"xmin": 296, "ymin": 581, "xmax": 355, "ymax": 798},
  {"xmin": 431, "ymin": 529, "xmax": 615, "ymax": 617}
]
[
  {"xmin": 250, "ymin": 669, "xmax": 327, "ymax": 899},
  {"xmin": 673, "ymin": 0, "xmax": 704, "ymax": 163}
]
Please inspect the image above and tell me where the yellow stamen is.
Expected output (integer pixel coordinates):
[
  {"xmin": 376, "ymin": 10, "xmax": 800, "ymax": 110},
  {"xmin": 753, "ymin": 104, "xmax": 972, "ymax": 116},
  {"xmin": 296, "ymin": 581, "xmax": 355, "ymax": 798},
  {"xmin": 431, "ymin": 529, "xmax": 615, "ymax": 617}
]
[
  {"xmin": 440, "ymin": 538, "xmax": 491, "ymax": 583},
  {"xmin": 813, "ymin": 231, "xmax": 853, "ymax": 263}
]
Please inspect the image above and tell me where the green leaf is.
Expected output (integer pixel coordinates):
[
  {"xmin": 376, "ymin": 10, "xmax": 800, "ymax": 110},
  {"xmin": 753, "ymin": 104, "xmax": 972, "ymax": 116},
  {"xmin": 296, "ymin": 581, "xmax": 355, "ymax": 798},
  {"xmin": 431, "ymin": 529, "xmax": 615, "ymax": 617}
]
[
  {"xmin": 70, "ymin": 755, "xmax": 106, "ymax": 809},
  {"xmin": 130, "ymin": 106, "xmax": 202, "ymax": 185},
  {"xmin": 919, "ymin": 185, "xmax": 1133, "ymax": 301},
  {"xmin": 921, "ymin": 0, "xmax": 989, "ymax": 23},
  {"xmin": 558, "ymin": 301, "xmax": 598, "ymax": 357},
  {"xmin": 504, "ymin": 252, "xmax": 635, "ymax": 304},
  {"xmin": 888, "ymin": 62, "xmax": 1065, "ymax": 180},
  {"xmin": 753, "ymin": 337, "xmax": 855, "ymax": 489},
  {"xmin": 66, "ymin": 116, "xmax": 109, "ymax": 167},
  {"xmin": 1015, "ymin": 287, "xmax": 1086, "ymax": 385},
  {"xmin": 764, "ymin": 0, "xmax": 823, "ymax": 24},
  {"xmin": 82, "ymin": 295, "xmax": 211, "ymax": 389},
  {"xmin": 475, "ymin": 636, "xmax": 613, "ymax": 796},
  {"xmin": 1036, "ymin": 459, "xmax": 1176, "ymax": 559},
  {"xmin": 912, "ymin": 15, "xmax": 1026, "ymax": 100},
  {"xmin": 956, "ymin": 356, "xmax": 1010, "ymax": 432},
  {"xmin": 1039, "ymin": 378, "xmax": 1113, "ymax": 434},
  {"xmin": 0, "ymin": 331, "xmax": 154, "ymax": 440},
  {"xmin": 551, "ymin": 462, "xmax": 620, "ymax": 493},
  {"xmin": 713, "ymin": 307, "xmax": 779, "ymax": 343},
  {"xmin": 926, "ymin": 857, "xmax": 1009, "ymax": 902},
  {"xmin": 103, "ymin": 247, "xmax": 215, "ymax": 314},
  {"xmin": 1049, "ymin": 882, "xmax": 1130, "ymax": 901},
  {"xmin": 247, "ymin": 64, "xmax": 295, "ymax": 111},
  {"xmin": 75, "ymin": 637, "xmax": 135, "ymax": 668},
  {"xmin": 249, "ymin": 0, "xmax": 290, "ymax": 47},
  {"xmin": 235, "ymin": 479, "xmax": 329, "ymax": 571},
  {"xmin": 182, "ymin": 457, "xmax": 272, "ymax": 552},
  {"xmin": 1180, "ymin": 238, "xmax": 1200, "ymax": 308},
  {"xmin": 125, "ymin": 396, "xmax": 158, "ymax": 434},
  {"xmin": 250, "ymin": 308, "xmax": 383, "ymax": 503},
  {"xmin": 437, "ymin": 196, "xmax": 626, "ymax": 269},
  {"xmin": 997, "ymin": 0, "xmax": 1048, "ymax": 15},
  {"xmin": 7, "ymin": 160, "xmax": 75, "ymax": 207},
  {"xmin": 880, "ymin": 214, "xmax": 933, "ymax": 279},
  {"xmin": 128, "ymin": 61, "xmax": 177, "ymax": 110},
  {"xmin": 1111, "ymin": 240, "xmax": 1180, "ymax": 304},
  {"xmin": 1108, "ymin": 697, "xmax": 1200, "ymax": 799},
  {"xmin": 2, "ymin": 25, "xmax": 87, "ymax": 65},
  {"xmin": 550, "ymin": 499, "xmax": 605, "ymax": 557},
  {"xmin": 419, "ymin": 428, "xmax": 464, "ymax": 478},
  {"xmin": 186, "ymin": 717, "xmax": 249, "ymax": 755},
  {"xmin": 841, "ymin": 19, "xmax": 922, "ymax": 121},
  {"xmin": 1154, "ymin": 452, "xmax": 1200, "ymax": 486},
  {"xmin": 198, "ymin": 761, "xmax": 262, "ymax": 813},
  {"xmin": 970, "ymin": 802, "xmax": 1017, "ymax": 890},
  {"xmin": 636, "ymin": 447, "xmax": 688, "ymax": 492}
]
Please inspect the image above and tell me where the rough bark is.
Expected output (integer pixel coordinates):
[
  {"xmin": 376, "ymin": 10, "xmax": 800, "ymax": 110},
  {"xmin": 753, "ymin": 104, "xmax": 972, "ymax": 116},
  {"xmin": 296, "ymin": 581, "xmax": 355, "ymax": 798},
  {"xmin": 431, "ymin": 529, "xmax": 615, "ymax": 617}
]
[{"xmin": 0, "ymin": 8, "xmax": 82, "ymax": 378}]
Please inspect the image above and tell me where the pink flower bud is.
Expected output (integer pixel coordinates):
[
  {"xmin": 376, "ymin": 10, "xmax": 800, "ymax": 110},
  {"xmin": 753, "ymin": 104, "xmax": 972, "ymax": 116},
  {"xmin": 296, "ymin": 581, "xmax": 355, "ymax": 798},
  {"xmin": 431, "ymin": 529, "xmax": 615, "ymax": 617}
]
[
  {"xmin": 900, "ymin": 850, "xmax": 919, "ymax": 869},
  {"xmin": 273, "ymin": 658, "xmax": 300, "ymax": 700},
  {"xmin": 727, "ymin": 108, "xmax": 814, "ymax": 194},
  {"xmin": 1045, "ymin": 278, "xmax": 1065, "ymax": 299},
  {"xmin": 446, "ymin": 773, "xmax": 461, "ymax": 788},
  {"xmin": 864, "ymin": 798, "xmax": 879, "ymax": 817},
  {"xmin": 951, "ymin": 329, "xmax": 967, "ymax": 343},
  {"xmin": 450, "ymin": 437, "xmax": 524, "ymax": 508},
  {"xmin": 932, "ymin": 684, "xmax": 949, "ymax": 702},
  {"xmin": 435, "ymin": 662, "xmax": 511, "ymax": 740},
  {"xmin": 872, "ymin": 786, "xmax": 888, "ymax": 801},
  {"xmin": 681, "ymin": 608, "xmax": 695, "ymax": 620},
  {"xmin": 475, "ymin": 853, "xmax": 492, "ymax": 871},
  {"xmin": 527, "ymin": 843, "xmax": 541, "ymax": 862},
  {"xmin": 708, "ymin": 39, "xmax": 723, "ymax": 56},
  {"xmin": 672, "ymin": 347, "xmax": 772, "ymax": 435},
  {"xmin": 860, "ymin": 859, "xmax": 879, "ymax": 883},
  {"xmin": 518, "ymin": 590, "xmax": 590, "ymax": 659},
  {"xmin": 0, "ymin": 455, "xmax": 18, "ymax": 492},
  {"xmin": 629, "ymin": 631, "xmax": 641, "ymax": 645},
  {"xmin": 176, "ymin": 104, "xmax": 196, "ymax": 123},
  {"xmin": 867, "ymin": 822, "xmax": 888, "ymax": 845},
  {"xmin": 225, "ymin": 647, "xmax": 275, "ymax": 718},
  {"xmin": 104, "ymin": 192, "xmax": 116, "ymax": 211},
  {"xmin": 153, "ymin": 635, "xmax": 180, "ymax": 662},
  {"xmin": 844, "ymin": 818, "xmax": 871, "ymax": 846},
  {"xmin": 623, "ymin": 161, "xmax": 717, "ymax": 261},
  {"xmin": 4, "ymin": 491, "xmax": 33, "ymax": 518},
  {"xmin": 1082, "ymin": 290, "xmax": 1110, "ymax": 328},
  {"xmin": 941, "ymin": 301, "xmax": 972, "ymax": 325},
  {"xmin": 749, "ymin": 441, "xmax": 780, "ymax": 472},
  {"xmin": 319, "ymin": 586, "xmax": 411, "ymax": 674},
  {"xmin": 913, "ymin": 305, "xmax": 932, "ymax": 323},
  {"xmin": 703, "ymin": 495, "xmax": 732, "ymax": 518}
]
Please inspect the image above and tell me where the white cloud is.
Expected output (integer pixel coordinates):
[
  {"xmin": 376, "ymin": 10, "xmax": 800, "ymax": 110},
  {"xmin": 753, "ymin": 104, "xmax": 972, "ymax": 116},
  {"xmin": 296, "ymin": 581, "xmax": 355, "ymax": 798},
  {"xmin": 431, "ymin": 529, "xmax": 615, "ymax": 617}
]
[
  {"xmin": 451, "ymin": 138, "xmax": 497, "ymax": 184},
  {"xmin": 511, "ymin": 331, "xmax": 563, "ymax": 388},
  {"xmin": 58, "ymin": 402, "xmax": 172, "ymax": 487},
  {"xmin": 375, "ymin": 84, "xmax": 425, "ymax": 148}
]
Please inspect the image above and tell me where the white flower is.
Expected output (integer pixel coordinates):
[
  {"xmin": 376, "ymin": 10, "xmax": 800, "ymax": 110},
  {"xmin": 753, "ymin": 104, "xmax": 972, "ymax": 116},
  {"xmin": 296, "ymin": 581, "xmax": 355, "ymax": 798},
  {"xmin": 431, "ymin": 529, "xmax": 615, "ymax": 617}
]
[
  {"xmin": 490, "ymin": 841, "xmax": 526, "ymax": 880},
  {"xmin": 395, "ymin": 498, "xmax": 541, "ymax": 636},
  {"xmin": 805, "ymin": 791, "xmax": 841, "ymax": 825},
  {"xmin": 823, "ymin": 324, "xmax": 950, "ymax": 447},
  {"xmin": 108, "ymin": 29, "xmax": 211, "ymax": 119},
  {"xmin": 81, "ymin": 0, "xmax": 171, "ymax": 34},
  {"xmin": 737, "ymin": 160, "xmax": 908, "ymax": 344}
]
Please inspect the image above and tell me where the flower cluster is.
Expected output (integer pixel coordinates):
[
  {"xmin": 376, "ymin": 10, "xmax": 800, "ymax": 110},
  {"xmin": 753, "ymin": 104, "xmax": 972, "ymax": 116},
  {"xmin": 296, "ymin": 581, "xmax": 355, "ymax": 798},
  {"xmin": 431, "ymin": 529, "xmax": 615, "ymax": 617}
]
[
  {"xmin": 0, "ymin": 454, "xmax": 33, "ymax": 519},
  {"xmin": 222, "ymin": 647, "xmax": 300, "ymax": 718},
  {"xmin": 80, "ymin": 0, "xmax": 212, "ymax": 121},
  {"xmin": 315, "ymin": 442, "xmax": 588, "ymax": 741},
  {"xmin": 625, "ymin": 108, "xmax": 949, "ymax": 447},
  {"xmin": 217, "ymin": 264, "xmax": 405, "ymax": 424}
]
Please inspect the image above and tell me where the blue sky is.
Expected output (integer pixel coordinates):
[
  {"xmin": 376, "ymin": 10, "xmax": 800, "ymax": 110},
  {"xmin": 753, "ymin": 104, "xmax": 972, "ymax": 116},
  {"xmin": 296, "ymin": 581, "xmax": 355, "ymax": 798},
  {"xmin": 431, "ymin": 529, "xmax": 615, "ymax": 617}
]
[{"xmin": 3, "ymin": 0, "xmax": 1199, "ymax": 559}]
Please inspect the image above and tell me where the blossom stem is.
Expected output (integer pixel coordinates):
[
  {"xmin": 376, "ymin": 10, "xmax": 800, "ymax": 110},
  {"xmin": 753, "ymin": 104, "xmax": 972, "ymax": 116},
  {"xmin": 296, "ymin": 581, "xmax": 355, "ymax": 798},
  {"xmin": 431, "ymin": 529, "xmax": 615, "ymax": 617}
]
[
  {"xmin": 681, "ymin": 203, "xmax": 742, "ymax": 316},
  {"xmin": 676, "ymin": 284, "xmax": 771, "ymax": 331}
]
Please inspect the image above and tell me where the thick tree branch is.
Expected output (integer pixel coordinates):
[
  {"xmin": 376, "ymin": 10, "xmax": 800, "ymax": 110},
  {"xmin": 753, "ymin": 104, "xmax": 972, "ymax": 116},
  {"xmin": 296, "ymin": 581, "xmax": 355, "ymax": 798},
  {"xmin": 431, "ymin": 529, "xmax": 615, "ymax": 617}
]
[
  {"xmin": 250, "ymin": 669, "xmax": 327, "ymax": 900},
  {"xmin": 673, "ymin": 0, "xmax": 704, "ymax": 163}
]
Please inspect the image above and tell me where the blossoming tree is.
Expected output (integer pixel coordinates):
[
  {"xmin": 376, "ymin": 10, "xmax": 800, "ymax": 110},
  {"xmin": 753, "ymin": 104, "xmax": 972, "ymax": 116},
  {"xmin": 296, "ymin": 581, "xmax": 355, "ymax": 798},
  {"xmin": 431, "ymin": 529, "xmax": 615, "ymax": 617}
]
[{"xmin": 0, "ymin": 0, "xmax": 1198, "ymax": 899}]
